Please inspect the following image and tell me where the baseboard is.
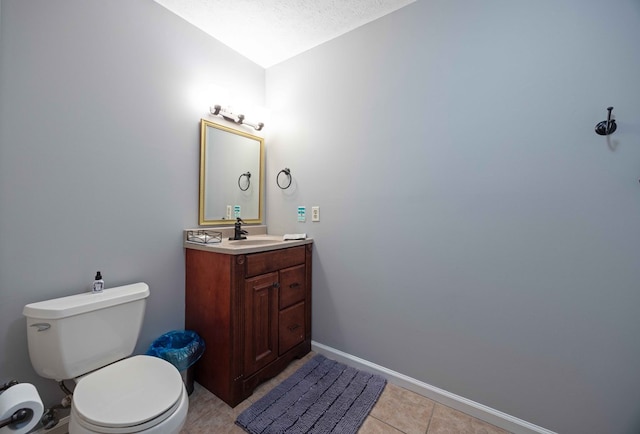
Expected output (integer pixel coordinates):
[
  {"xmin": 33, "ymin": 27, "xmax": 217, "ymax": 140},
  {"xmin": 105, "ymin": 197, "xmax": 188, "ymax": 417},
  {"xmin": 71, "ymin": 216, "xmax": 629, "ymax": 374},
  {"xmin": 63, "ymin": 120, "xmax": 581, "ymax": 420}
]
[
  {"xmin": 34, "ymin": 415, "xmax": 69, "ymax": 434},
  {"xmin": 311, "ymin": 341, "xmax": 556, "ymax": 434}
]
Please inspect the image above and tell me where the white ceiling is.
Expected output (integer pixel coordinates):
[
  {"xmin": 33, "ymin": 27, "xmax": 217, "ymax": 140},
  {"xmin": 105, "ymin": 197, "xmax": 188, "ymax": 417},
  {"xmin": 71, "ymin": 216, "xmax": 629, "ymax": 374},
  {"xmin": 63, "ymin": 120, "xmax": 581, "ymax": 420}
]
[{"xmin": 154, "ymin": 0, "xmax": 416, "ymax": 68}]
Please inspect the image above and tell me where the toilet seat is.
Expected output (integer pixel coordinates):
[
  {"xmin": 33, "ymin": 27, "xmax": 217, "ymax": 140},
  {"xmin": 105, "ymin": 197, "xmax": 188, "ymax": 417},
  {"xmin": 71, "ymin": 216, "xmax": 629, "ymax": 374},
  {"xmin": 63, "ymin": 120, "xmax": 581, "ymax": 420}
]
[{"xmin": 72, "ymin": 355, "xmax": 184, "ymax": 433}]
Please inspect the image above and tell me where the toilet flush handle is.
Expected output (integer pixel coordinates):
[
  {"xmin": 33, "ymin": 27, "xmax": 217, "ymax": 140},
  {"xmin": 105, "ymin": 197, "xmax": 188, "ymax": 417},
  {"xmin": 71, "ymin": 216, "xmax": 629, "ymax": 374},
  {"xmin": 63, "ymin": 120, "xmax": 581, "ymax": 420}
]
[{"xmin": 30, "ymin": 323, "xmax": 51, "ymax": 332}]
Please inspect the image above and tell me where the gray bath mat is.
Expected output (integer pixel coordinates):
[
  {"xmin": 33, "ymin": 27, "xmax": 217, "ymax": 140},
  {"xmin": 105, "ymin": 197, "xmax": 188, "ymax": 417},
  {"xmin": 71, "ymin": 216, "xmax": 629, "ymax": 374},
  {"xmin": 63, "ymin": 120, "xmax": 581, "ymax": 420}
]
[{"xmin": 236, "ymin": 354, "xmax": 386, "ymax": 434}]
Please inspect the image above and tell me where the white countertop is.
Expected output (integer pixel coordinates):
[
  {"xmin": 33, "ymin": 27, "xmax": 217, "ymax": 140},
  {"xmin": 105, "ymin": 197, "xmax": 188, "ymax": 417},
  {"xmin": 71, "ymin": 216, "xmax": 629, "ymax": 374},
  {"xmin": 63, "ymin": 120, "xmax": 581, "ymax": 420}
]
[{"xmin": 183, "ymin": 232, "xmax": 313, "ymax": 255}]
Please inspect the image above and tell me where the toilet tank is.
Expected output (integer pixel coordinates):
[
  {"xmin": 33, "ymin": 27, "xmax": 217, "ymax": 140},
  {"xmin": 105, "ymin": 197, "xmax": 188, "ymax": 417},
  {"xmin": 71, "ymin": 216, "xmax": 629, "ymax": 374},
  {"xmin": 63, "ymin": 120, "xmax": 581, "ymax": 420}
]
[{"xmin": 23, "ymin": 282, "xmax": 150, "ymax": 381}]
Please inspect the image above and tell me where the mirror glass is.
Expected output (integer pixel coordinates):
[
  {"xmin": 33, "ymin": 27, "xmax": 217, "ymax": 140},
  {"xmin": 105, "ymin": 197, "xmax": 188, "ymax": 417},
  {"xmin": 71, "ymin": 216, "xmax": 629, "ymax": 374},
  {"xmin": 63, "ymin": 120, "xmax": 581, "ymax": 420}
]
[{"xmin": 199, "ymin": 119, "xmax": 264, "ymax": 225}]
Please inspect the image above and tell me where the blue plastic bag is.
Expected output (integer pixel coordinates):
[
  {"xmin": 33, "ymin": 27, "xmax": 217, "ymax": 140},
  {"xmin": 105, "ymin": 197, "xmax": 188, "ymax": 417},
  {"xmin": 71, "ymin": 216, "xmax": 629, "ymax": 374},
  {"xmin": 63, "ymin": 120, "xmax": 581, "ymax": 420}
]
[{"xmin": 146, "ymin": 330, "xmax": 205, "ymax": 372}]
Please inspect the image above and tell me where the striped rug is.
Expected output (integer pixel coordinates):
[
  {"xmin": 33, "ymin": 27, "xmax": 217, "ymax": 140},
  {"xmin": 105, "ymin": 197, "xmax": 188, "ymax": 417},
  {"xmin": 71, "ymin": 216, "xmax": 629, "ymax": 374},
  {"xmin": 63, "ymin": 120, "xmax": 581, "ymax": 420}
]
[{"xmin": 236, "ymin": 354, "xmax": 386, "ymax": 434}]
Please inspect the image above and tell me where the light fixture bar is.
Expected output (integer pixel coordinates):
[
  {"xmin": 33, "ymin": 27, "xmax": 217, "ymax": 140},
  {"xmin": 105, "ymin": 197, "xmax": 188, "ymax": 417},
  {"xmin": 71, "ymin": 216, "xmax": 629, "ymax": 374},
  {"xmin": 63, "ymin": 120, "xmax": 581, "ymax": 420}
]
[{"xmin": 210, "ymin": 105, "xmax": 264, "ymax": 131}]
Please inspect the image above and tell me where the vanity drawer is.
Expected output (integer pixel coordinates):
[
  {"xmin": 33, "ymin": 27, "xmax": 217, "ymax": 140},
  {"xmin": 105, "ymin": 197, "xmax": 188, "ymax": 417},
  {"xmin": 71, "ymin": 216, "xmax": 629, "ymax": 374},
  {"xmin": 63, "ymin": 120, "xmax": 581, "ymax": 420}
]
[
  {"xmin": 279, "ymin": 302, "xmax": 305, "ymax": 355},
  {"xmin": 246, "ymin": 246, "xmax": 306, "ymax": 277},
  {"xmin": 279, "ymin": 265, "xmax": 306, "ymax": 309}
]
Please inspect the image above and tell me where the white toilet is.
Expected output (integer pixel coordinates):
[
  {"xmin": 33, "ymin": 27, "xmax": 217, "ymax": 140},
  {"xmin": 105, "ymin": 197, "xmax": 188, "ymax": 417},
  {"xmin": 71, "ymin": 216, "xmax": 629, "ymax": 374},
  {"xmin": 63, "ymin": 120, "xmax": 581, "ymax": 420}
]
[{"xmin": 23, "ymin": 283, "xmax": 188, "ymax": 434}]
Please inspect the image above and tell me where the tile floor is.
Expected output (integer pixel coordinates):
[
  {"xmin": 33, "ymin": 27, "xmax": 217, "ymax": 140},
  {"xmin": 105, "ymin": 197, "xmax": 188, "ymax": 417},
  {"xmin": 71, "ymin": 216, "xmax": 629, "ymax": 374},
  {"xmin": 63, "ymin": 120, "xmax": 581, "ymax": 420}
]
[{"xmin": 180, "ymin": 352, "xmax": 511, "ymax": 434}]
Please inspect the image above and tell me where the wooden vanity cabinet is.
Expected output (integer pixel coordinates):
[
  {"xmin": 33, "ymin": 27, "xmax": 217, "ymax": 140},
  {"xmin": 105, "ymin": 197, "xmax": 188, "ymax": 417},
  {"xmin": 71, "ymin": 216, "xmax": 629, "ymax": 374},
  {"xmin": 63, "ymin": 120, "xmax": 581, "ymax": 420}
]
[{"xmin": 185, "ymin": 243, "xmax": 312, "ymax": 407}]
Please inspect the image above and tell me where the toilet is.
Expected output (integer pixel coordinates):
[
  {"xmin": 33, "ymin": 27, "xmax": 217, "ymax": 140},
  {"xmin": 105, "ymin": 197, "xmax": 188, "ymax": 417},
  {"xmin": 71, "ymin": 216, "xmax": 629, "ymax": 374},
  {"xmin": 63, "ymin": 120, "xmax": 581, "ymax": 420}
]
[{"xmin": 23, "ymin": 283, "xmax": 188, "ymax": 434}]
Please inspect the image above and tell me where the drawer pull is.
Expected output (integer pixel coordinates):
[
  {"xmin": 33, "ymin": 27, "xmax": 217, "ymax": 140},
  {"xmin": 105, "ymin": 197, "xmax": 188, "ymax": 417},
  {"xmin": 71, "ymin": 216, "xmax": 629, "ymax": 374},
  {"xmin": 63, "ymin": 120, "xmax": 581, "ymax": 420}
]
[
  {"xmin": 287, "ymin": 324, "xmax": 301, "ymax": 332},
  {"xmin": 289, "ymin": 282, "xmax": 300, "ymax": 289}
]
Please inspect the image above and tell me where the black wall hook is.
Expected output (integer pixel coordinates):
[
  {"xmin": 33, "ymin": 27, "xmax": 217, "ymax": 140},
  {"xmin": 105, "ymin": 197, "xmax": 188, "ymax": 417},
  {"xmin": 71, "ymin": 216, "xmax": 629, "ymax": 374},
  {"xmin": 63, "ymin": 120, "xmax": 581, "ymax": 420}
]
[{"xmin": 595, "ymin": 106, "xmax": 617, "ymax": 136}]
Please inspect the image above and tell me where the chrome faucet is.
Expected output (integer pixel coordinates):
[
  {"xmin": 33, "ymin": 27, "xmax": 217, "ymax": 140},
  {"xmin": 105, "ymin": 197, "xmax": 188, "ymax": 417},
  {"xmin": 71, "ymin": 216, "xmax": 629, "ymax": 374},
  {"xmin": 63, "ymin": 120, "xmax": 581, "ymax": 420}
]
[{"xmin": 230, "ymin": 217, "xmax": 248, "ymax": 240}]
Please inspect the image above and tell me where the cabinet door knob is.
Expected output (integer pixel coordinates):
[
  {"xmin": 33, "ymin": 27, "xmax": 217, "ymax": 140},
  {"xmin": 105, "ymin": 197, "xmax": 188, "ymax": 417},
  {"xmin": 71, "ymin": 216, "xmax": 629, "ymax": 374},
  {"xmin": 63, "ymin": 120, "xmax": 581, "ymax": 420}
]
[{"xmin": 273, "ymin": 282, "xmax": 280, "ymax": 288}]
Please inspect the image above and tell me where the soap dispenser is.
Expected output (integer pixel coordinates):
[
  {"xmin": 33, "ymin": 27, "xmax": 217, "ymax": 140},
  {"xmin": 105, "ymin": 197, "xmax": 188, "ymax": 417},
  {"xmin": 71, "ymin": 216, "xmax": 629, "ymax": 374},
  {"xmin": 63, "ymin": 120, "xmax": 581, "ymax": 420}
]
[{"xmin": 92, "ymin": 271, "xmax": 104, "ymax": 293}]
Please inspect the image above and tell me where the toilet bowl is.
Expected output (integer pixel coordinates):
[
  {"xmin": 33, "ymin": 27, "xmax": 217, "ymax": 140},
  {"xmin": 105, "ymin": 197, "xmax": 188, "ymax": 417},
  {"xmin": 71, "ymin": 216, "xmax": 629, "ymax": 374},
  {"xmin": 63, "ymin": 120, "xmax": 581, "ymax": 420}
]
[
  {"xmin": 23, "ymin": 283, "xmax": 188, "ymax": 434},
  {"xmin": 68, "ymin": 356, "xmax": 188, "ymax": 434}
]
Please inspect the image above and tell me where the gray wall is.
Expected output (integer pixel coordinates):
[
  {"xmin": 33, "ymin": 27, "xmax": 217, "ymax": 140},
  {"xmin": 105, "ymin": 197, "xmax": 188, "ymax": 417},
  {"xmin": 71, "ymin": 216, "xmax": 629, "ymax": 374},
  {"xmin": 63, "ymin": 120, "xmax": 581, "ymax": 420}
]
[
  {"xmin": 265, "ymin": 1, "xmax": 640, "ymax": 433},
  {"xmin": 3, "ymin": 0, "xmax": 640, "ymax": 433},
  {"xmin": 0, "ymin": 0, "xmax": 264, "ymax": 408}
]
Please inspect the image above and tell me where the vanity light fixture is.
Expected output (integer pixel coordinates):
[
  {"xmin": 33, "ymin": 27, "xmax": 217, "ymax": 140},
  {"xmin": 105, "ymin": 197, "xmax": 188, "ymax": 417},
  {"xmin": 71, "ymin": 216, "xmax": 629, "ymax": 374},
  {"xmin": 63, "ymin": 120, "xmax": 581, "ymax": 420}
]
[{"xmin": 210, "ymin": 105, "xmax": 264, "ymax": 131}]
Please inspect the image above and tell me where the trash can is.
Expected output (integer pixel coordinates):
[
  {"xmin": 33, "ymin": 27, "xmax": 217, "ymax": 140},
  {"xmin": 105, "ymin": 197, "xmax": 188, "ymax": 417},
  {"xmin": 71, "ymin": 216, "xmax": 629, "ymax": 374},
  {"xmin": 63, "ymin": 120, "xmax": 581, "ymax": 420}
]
[{"xmin": 147, "ymin": 330, "xmax": 205, "ymax": 396}]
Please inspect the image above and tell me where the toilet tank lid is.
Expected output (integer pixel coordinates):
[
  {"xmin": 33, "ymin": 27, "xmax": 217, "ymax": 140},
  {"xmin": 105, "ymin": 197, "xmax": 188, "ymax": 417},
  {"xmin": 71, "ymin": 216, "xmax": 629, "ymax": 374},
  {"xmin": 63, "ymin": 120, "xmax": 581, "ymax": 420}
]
[{"xmin": 23, "ymin": 283, "xmax": 150, "ymax": 320}]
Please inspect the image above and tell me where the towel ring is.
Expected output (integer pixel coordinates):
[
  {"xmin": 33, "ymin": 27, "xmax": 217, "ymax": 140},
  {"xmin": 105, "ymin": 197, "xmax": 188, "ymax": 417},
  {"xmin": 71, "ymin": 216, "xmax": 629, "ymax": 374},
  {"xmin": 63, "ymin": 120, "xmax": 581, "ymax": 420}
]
[
  {"xmin": 277, "ymin": 168, "xmax": 292, "ymax": 189},
  {"xmin": 238, "ymin": 172, "xmax": 251, "ymax": 191}
]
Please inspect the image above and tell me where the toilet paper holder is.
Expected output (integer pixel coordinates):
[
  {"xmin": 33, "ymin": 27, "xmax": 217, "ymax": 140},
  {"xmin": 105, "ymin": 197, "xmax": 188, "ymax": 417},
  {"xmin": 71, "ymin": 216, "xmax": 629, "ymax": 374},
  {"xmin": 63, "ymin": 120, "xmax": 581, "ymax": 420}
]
[
  {"xmin": 0, "ymin": 381, "xmax": 33, "ymax": 430},
  {"xmin": 0, "ymin": 408, "xmax": 32, "ymax": 430},
  {"xmin": 0, "ymin": 380, "xmax": 19, "ymax": 392}
]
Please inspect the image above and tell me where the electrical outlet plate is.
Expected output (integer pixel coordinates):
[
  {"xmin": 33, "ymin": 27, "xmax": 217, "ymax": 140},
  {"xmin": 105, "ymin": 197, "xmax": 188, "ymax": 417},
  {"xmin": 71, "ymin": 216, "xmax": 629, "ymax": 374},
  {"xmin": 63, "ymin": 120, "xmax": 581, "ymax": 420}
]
[
  {"xmin": 297, "ymin": 206, "xmax": 306, "ymax": 222},
  {"xmin": 226, "ymin": 205, "xmax": 233, "ymax": 220},
  {"xmin": 311, "ymin": 206, "xmax": 320, "ymax": 222}
]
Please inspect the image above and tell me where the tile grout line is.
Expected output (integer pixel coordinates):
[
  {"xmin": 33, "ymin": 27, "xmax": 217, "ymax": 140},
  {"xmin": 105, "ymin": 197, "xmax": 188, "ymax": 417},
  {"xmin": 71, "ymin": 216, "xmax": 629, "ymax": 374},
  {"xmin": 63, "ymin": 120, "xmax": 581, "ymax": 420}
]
[
  {"xmin": 368, "ymin": 414, "xmax": 409, "ymax": 433},
  {"xmin": 424, "ymin": 401, "xmax": 436, "ymax": 434}
]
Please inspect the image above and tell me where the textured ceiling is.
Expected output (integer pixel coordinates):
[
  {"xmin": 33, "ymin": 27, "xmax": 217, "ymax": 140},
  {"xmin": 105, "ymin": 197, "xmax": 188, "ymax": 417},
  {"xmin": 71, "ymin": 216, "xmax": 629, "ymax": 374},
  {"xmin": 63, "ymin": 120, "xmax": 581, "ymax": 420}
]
[{"xmin": 154, "ymin": 0, "xmax": 416, "ymax": 68}]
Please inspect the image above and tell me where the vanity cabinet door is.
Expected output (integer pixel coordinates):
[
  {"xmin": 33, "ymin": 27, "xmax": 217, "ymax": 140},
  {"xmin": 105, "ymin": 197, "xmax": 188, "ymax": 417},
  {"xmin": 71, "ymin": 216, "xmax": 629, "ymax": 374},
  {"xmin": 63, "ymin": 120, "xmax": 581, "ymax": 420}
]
[{"xmin": 244, "ymin": 272, "xmax": 279, "ymax": 376}]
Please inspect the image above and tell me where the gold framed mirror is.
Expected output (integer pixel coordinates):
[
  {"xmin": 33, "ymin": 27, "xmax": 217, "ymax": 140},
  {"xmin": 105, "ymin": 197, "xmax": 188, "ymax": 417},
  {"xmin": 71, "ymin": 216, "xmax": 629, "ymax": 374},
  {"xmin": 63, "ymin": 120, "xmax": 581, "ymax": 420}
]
[{"xmin": 199, "ymin": 119, "xmax": 264, "ymax": 225}]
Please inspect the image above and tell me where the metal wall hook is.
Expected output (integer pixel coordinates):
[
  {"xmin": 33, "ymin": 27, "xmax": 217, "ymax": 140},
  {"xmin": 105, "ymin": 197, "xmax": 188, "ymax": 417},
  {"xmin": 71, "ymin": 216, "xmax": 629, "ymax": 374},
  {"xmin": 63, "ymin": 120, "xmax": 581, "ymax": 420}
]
[
  {"xmin": 277, "ymin": 168, "xmax": 292, "ymax": 189},
  {"xmin": 595, "ymin": 106, "xmax": 617, "ymax": 136},
  {"xmin": 238, "ymin": 171, "xmax": 251, "ymax": 191}
]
